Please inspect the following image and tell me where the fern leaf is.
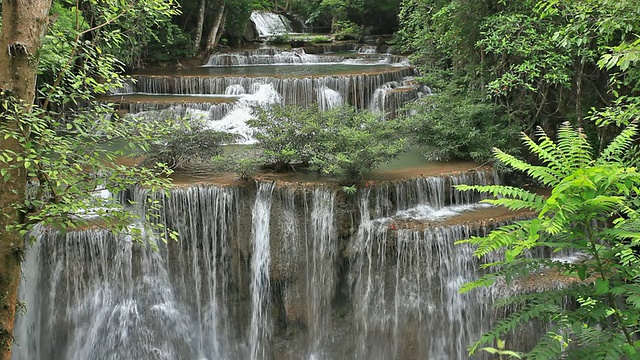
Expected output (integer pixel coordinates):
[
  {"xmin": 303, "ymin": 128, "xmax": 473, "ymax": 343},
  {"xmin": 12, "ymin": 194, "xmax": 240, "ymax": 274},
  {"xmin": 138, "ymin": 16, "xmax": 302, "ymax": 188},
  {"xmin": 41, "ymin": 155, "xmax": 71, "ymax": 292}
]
[
  {"xmin": 493, "ymin": 148, "xmax": 561, "ymax": 186},
  {"xmin": 521, "ymin": 128, "xmax": 566, "ymax": 178},
  {"xmin": 598, "ymin": 123, "xmax": 638, "ymax": 165},
  {"xmin": 555, "ymin": 122, "xmax": 594, "ymax": 170}
]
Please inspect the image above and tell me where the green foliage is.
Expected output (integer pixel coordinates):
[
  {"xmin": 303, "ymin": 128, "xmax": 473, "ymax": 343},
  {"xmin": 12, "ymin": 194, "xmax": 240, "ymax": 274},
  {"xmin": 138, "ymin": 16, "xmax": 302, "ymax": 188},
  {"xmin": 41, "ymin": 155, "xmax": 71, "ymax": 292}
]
[
  {"xmin": 404, "ymin": 89, "xmax": 520, "ymax": 162},
  {"xmin": 267, "ymin": 34, "xmax": 291, "ymax": 45},
  {"xmin": 308, "ymin": 35, "xmax": 333, "ymax": 44},
  {"xmin": 457, "ymin": 122, "xmax": 640, "ymax": 358},
  {"xmin": 143, "ymin": 22, "xmax": 194, "ymax": 64},
  {"xmin": 249, "ymin": 106, "xmax": 319, "ymax": 170},
  {"xmin": 1, "ymin": 0, "xmax": 182, "ymax": 244},
  {"xmin": 38, "ymin": 2, "xmax": 89, "ymax": 83},
  {"xmin": 143, "ymin": 122, "xmax": 233, "ymax": 170},
  {"xmin": 396, "ymin": 0, "xmax": 640, "ymax": 133},
  {"xmin": 0, "ymin": 92, "xmax": 176, "ymax": 240},
  {"xmin": 91, "ymin": 0, "xmax": 181, "ymax": 68},
  {"xmin": 332, "ymin": 20, "xmax": 361, "ymax": 40},
  {"xmin": 310, "ymin": 106, "xmax": 407, "ymax": 182},
  {"xmin": 481, "ymin": 339, "xmax": 522, "ymax": 359},
  {"xmin": 341, "ymin": 184, "xmax": 357, "ymax": 195},
  {"xmin": 212, "ymin": 149, "xmax": 262, "ymax": 181},
  {"xmin": 249, "ymin": 105, "xmax": 408, "ymax": 182}
]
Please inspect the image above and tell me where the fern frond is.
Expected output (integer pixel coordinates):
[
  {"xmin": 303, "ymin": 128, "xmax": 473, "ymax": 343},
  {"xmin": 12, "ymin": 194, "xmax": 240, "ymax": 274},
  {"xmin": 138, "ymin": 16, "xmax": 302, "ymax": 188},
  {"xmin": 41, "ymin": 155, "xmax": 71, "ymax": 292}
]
[
  {"xmin": 483, "ymin": 197, "xmax": 544, "ymax": 212},
  {"xmin": 493, "ymin": 148, "xmax": 560, "ymax": 186},
  {"xmin": 521, "ymin": 128, "xmax": 566, "ymax": 178},
  {"xmin": 525, "ymin": 331, "xmax": 567, "ymax": 360},
  {"xmin": 456, "ymin": 184, "xmax": 544, "ymax": 210},
  {"xmin": 467, "ymin": 219, "xmax": 534, "ymax": 258},
  {"xmin": 567, "ymin": 326, "xmax": 628, "ymax": 360},
  {"xmin": 555, "ymin": 122, "xmax": 594, "ymax": 170},
  {"xmin": 597, "ymin": 123, "xmax": 638, "ymax": 165},
  {"xmin": 469, "ymin": 302, "xmax": 557, "ymax": 355},
  {"xmin": 459, "ymin": 272, "xmax": 498, "ymax": 293}
]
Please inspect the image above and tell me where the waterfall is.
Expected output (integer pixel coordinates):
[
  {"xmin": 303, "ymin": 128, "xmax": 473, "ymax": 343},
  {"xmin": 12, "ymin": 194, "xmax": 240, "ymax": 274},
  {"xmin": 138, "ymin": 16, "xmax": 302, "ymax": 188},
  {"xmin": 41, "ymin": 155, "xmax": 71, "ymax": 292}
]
[
  {"xmin": 123, "ymin": 102, "xmax": 235, "ymax": 123},
  {"xmin": 250, "ymin": 12, "xmax": 293, "ymax": 37},
  {"xmin": 349, "ymin": 189, "xmax": 505, "ymax": 360},
  {"xmin": 206, "ymin": 83, "xmax": 282, "ymax": 143},
  {"xmin": 249, "ymin": 182, "xmax": 276, "ymax": 360},
  {"xmin": 206, "ymin": 49, "xmax": 344, "ymax": 66},
  {"xmin": 13, "ymin": 173, "xmax": 547, "ymax": 360},
  {"xmin": 369, "ymin": 79, "xmax": 424, "ymax": 117},
  {"xmin": 357, "ymin": 45, "xmax": 378, "ymax": 54},
  {"xmin": 306, "ymin": 188, "xmax": 337, "ymax": 357},
  {"xmin": 122, "ymin": 67, "xmax": 415, "ymax": 109},
  {"xmin": 317, "ymin": 86, "xmax": 343, "ymax": 110},
  {"xmin": 12, "ymin": 226, "xmax": 194, "ymax": 360},
  {"xmin": 225, "ymin": 84, "xmax": 246, "ymax": 95},
  {"xmin": 12, "ymin": 186, "xmax": 239, "ymax": 360}
]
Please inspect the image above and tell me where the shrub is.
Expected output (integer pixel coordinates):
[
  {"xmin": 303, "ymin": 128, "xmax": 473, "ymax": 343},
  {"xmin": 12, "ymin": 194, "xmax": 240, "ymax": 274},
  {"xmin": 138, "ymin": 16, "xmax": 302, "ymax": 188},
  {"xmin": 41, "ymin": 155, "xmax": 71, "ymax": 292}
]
[
  {"xmin": 211, "ymin": 147, "xmax": 262, "ymax": 181},
  {"xmin": 457, "ymin": 123, "xmax": 640, "ymax": 358},
  {"xmin": 143, "ymin": 124, "xmax": 233, "ymax": 170},
  {"xmin": 404, "ymin": 89, "xmax": 520, "ymax": 162},
  {"xmin": 309, "ymin": 106, "xmax": 407, "ymax": 182},
  {"xmin": 308, "ymin": 35, "xmax": 333, "ymax": 44},
  {"xmin": 333, "ymin": 20, "xmax": 362, "ymax": 41},
  {"xmin": 267, "ymin": 34, "xmax": 291, "ymax": 45},
  {"xmin": 248, "ymin": 106, "xmax": 320, "ymax": 171},
  {"xmin": 249, "ymin": 105, "xmax": 408, "ymax": 183}
]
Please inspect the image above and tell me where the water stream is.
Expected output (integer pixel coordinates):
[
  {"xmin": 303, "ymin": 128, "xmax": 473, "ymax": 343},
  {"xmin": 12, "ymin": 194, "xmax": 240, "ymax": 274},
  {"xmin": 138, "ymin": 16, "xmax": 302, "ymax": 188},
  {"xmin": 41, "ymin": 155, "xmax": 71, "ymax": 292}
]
[{"xmin": 12, "ymin": 24, "xmax": 543, "ymax": 359}]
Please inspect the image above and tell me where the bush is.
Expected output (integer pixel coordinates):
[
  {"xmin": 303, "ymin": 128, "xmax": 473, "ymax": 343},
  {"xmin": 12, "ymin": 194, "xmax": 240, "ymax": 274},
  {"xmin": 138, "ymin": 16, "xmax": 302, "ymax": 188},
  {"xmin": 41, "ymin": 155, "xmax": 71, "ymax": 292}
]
[
  {"xmin": 308, "ymin": 35, "xmax": 333, "ymax": 44},
  {"xmin": 143, "ymin": 125, "xmax": 233, "ymax": 170},
  {"xmin": 333, "ymin": 20, "xmax": 362, "ymax": 41},
  {"xmin": 249, "ymin": 105, "xmax": 408, "ymax": 183},
  {"xmin": 404, "ymin": 89, "xmax": 520, "ymax": 162},
  {"xmin": 144, "ymin": 23, "xmax": 194, "ymax": 64},
  {"xmin": 267, "ymin": 34, "xmax": 291, "ymax": 45},
  {"xmin": 248, "ymin": 106, "xmax": 320, "ymax": 171},
  {"xmin": 310, "ymin": 106, "xmax": 407, "ymax": 182},
  {"xmin": 211, "ymin": 147, "xmax": 262, "ymax": 181}
]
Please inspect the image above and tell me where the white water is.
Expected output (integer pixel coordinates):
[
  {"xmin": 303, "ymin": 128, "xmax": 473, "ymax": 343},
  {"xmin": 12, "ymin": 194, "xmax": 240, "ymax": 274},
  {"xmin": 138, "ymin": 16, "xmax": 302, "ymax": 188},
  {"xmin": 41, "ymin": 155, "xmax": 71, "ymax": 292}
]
[
  {"xmin": 249, "ymin": 182, "xmax": 276, "ymax": 360},
  {"xmin": 250, "ymin": 12, "xmax": 292, "ymax": 37},
  {"xmin": 206, "ymin": 49, "xmax": 343, "ymax": 66},
  {"xmin": 393, "ymin": 203, "xmax": 493, "ymax": 222},
  {"xmin": 12, "ymin": 187, "xmax": 239, "ymax": 360},
  {"xmin": 12, "ymin": 171, "xmax": 549, "ymax": 360},
  {"xmin": 306, "ymin": 188, "xmax": 337, "ymax": 356},
  {"xmin": 349, "ymin": 187, "xmax": 500, "ymax": 359},
  {"xmin": 205, "ymin": 83, "xmax": 282, "ymax": 143},
  {"xmin": 317, "ymin": 86, "xmax": 343, "ymax": 110}
]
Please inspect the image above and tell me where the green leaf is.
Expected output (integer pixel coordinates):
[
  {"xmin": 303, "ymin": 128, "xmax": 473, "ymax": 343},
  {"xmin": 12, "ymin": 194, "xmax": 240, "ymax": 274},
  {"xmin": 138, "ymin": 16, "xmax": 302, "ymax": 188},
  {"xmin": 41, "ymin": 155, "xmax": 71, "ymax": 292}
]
[{"xmin": 595, "ymin": 279, "xmax": 610, "ymax": 295}]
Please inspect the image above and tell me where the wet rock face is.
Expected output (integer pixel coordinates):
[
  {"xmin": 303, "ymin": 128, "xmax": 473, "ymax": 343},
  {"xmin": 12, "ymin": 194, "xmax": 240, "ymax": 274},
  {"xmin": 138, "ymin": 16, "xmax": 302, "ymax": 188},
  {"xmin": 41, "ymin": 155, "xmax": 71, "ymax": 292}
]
[{"xmin": 14, "ymin": 170, "xmax": 543, "ymax": 360}]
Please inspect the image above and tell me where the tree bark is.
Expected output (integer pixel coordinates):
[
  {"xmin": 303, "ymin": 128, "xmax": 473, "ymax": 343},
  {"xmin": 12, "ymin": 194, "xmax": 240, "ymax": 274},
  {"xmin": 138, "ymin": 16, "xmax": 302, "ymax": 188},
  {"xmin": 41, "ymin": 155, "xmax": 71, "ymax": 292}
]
[
  {"xmin": 193, "ymin": 0, "xmax": 207, "ymax": 52},
  {"xmin": 204, "ymin": 0, "xmax": 226, "ymax": 55},
  {"xmin": 214, "ymin": 7, "xmax": 228, "ymax": 48},
  {"xmin": 0, "ymin": 1, "xmax": 52, "ymax": 358}
]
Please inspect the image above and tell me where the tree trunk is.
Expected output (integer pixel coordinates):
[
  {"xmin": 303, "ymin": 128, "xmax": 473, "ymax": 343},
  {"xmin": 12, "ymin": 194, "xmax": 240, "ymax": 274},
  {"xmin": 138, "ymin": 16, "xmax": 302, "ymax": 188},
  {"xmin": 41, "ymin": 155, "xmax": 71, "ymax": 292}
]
[
  {"xmin": 331, "ymin": 13, "xmax": 338, "ymax": 33},
  {"xmin": 0, "ymin": 1, "xmax": 52, "ymax": 358},
  {"xmin": 204, "ymin": 0, "xmax": 226, "ymax": 55},
  {"xmin": 214, "ymin": 7, "xmax": 228, "ymax": 47},
  {"xmin": 193, "ymin": 0, "xmax": 207, "ymax": 52}
]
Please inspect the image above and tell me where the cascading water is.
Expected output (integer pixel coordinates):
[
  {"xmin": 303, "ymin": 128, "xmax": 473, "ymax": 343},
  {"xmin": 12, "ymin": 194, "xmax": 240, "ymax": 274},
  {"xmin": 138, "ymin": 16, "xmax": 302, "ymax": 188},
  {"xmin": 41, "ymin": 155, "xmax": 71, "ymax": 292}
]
[
  {"xmin": 249, "ymin": 182, "xmax": 276, "ymax": 360},
  {"xmin": 348, "ymin": 175, "xmax": 526, "ymax": 359},
  {"xmin": 317, "ymin": 86, "xmax": 343, "ymax": 110},
  {"xmin": 206, "ymin": 83, "xmax": 282, "ymax": 143},
  {"xmin": 12, "ymin": 186, "xmax": 239, "ymax": 360},
  {"xmin": 122, "ymin": 67, "xmax": 414, "ymax": 109},
  {"xmin": 13, "ymin": 171, "xmax": 548, "ymax": 360},
  {"xmin": 206, "ymin": 49, "xmax": 345, "ymax": 66},
  {"xmin": 306, "ymin": 188, "xmax": 337, "ymax": 358},
  {"xmin": 250, "ymin": 12, "xmax": 293, "ymax": 37}
]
